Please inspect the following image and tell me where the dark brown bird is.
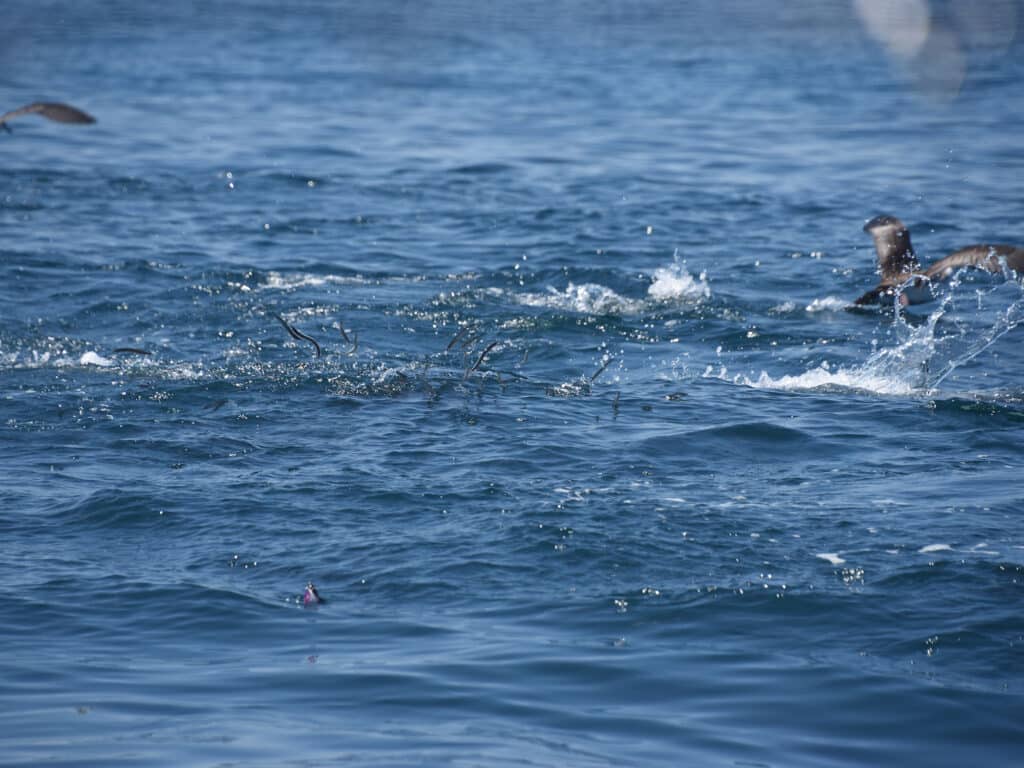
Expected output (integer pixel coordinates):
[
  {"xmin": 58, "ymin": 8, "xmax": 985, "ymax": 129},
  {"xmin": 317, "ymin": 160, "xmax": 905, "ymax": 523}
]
[
  {"xmin": 855, "ymin": 215, "xmax": 1024, "ymax": 306},
  {"xmin": 0, "ymin": 102, "xmax": 96, "ymax": 133}
]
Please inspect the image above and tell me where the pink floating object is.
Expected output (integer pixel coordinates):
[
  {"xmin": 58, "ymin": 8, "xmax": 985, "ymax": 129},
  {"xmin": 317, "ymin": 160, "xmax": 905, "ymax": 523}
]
[{"xmin": 303, "ymin": 582, "xmax": 325, "ymax": 606}]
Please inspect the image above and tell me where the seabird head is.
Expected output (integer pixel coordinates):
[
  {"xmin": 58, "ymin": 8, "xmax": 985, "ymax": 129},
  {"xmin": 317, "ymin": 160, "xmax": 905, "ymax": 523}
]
[{"xmin": 863, "ymin": 215, "xmax": 920, "ymax": 279}]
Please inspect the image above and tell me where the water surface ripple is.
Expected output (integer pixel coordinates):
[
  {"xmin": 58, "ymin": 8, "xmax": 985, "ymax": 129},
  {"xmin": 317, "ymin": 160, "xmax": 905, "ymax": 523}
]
[{"xmin": 2, "ymin": 1, "xmax": 1024, "ymax": 766}]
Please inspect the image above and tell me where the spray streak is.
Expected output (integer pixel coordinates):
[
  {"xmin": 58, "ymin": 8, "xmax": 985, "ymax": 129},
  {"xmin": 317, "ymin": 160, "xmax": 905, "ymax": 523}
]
[
  {"xmin": 925, "ymin": 297, "xmax": 1024, "ymax": 390},
  {"xmin": 743, "ymin": 276, "xmax": 1024, "ymax": 397}
]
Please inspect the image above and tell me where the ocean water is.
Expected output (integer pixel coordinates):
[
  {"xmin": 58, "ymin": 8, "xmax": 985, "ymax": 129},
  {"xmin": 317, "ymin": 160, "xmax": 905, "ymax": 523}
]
[{"xmin": 2, "ymin": 1, "xmax": 1024, "ymax": 765}]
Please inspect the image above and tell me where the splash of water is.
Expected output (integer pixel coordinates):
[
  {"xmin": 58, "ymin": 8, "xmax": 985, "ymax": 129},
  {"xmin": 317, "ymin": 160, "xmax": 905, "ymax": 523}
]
[
  {"xmin": 517, "ymin": 282, "xmax": 644, "ymax": 314},
  {"xmin": 744, "ymin": 269, "xmax": 1024, "ymax": 396},
  {"xmin": 738, "ymin": 360, "xmax": 922, "ymax": 396},
  {"xmin": 517, "ymin": 257, "xmax": 709, "ymax": 315},
  {"xmin": 647, "ymin": 259, "xmax": 711, "ymax": 302},
  {"xmin": 915, "ymin": 275, "xmax": 1024, "ymax": 390}
]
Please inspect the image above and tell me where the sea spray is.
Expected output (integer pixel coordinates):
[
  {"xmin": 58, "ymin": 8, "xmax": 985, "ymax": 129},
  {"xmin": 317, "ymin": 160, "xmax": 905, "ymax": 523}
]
[
  {"xmin": 516, "ymin": 256, "xmax": 710, "ymax": 315},
  {"xmin": 647, "ymin": 258, "xmax": 711, "ymax": 302},
  {"xmin": 921, "ymin": 282, "xmax": 1024, "ymax": 390},
  {"xmin": 737, "ymin": 272, "xmax": 1024, "ymax": 396}
]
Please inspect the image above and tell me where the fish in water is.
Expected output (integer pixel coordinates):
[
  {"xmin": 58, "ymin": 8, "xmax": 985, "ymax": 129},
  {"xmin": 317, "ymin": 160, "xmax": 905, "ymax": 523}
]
[
  {"xmin": 0, "ymin": 102, "xmax": 96, "ymax": 133},
  {"xmin": 854, "ymin": 215, "xmax": 1024, "ymax": 306},
  {"xmin": 303, "ymin": 582, "xmax": 325, "ymax": 606}
]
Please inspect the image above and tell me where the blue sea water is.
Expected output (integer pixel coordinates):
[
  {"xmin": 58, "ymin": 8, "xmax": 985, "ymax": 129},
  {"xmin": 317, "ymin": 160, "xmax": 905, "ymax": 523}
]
[{"xmin": 2, "ymin": 1, "xmax": 1024, "ymax": 765}]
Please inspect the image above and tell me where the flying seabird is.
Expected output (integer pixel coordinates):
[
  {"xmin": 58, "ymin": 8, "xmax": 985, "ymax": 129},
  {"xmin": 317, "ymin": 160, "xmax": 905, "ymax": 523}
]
[
  {"xmin": 855, "ymin": 215, "xmax": 1024, "ymax": 306},
  {"xmin": 0, "ymin": 102, "xmax": 96, "ymax": 133}
]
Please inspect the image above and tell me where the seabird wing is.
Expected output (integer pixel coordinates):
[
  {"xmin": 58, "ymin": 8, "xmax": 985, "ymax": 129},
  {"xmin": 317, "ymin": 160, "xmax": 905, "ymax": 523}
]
[
  {"xmin": 36, "ymin": 102, "xmax": 96, "ymax": 123},
  {"xmin": 925, "ymin": 245, "xmax": 1024, "ymax": 280},
  {"xmin": 0, "ymin": 102, "xmax": 95, "ymax": 125},
  {"xmin": 0, "ymin": 103, "xmax": 46, "ymax": 123}
]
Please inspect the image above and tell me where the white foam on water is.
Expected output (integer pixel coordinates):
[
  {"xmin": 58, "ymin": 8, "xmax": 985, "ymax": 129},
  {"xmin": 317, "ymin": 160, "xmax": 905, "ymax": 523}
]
[
  {"xmin": 969, "ymin": 542, "xmax": 1000, "ymax": 556},
  {"xmin": 261, "ymin": 270, "xmax": 462, "ymax": 292},
  {"xmin": 805, "ymin": 296, "xmax": 849, "ymax": 313},
  {"xmin": 517, "ymin": 257, "xmax": 709, "ymax": 316},
  {"xmin": 0, "ymin": 349, "xmax": 53, "ymax": 369},
  {"xmin": 816, "ymin": 553, "xmax": 846, "ymax": 565},
  {"xmin": 79, "ymin": 351, "xmax": 114, "ymax": 368},
  {"xmin": 919, "ymin": 543, "xmax": 952, "ymax": 554},
  {"xmin": 718, "ymin": 298, "xmax": 941, "ymax": 395},
  {"xmin": 647, "ymin": 262, "xmax": 711, "ymax": 302},
  {"xmin": 518, "ymin": 283, "xmax": 646, "ymax": 315},
  {"xmin": 264, "ymin": 272, "xmax": 329, "ymax": 290},
  {"xmin": 160, "ymin": 362, "xmax": 207, "ymax": 381},
  {"xmin": 261, "ymin": 271, "xmax": 377, "ymax": 291},
  {"xmin": 738, "ymin": 363, "xmax": 920, "ymax": 396}
]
